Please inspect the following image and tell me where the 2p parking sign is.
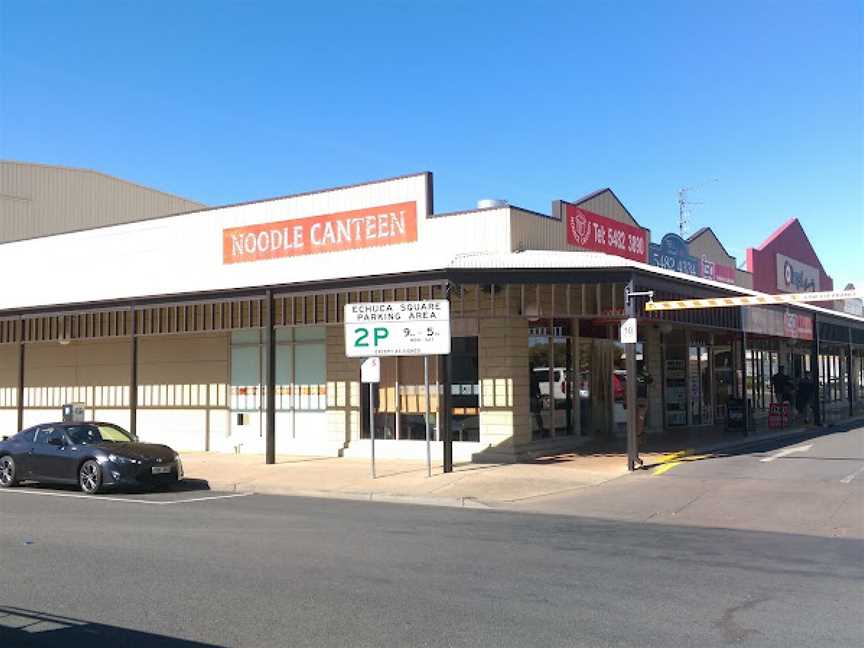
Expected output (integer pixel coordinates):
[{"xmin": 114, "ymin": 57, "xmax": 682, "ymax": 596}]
[{"xmin": 344, "ymin": 300, "xmax": 451, "ymax": 358}]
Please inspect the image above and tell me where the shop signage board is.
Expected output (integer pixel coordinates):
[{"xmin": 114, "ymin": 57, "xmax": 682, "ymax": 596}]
[
  {"xmin": 700, "ymin": 256, "xmax": 737, "ymax": 284},
  {"xmin": 742, "ymin": 306, "xmax": 813, "ymax": 341},
  {"xmin": 649, "ymin": 233, "xmax": 700, "ymax": 277},
  {"xmin": 565, "ymin": 205, "xmax": 648, "ymax": 262},
  {"xmin": 775, "ymin": 253, "xmax": 820, "ymax": 293},
  {"xmin": 344, "ymin": 300, "xmax": 451, "ymax": 357},
  {"xmin": 224, "ymin": 201, "xmax": 418, "ymax": 265}
]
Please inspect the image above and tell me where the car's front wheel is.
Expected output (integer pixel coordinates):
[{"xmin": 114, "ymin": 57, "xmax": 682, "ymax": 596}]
[
  {"xmin": 0, "ymin": 455, "xmax": 18, "ymax": 488},
  {"xmin": 79, "ymin": 460, "xmax": 102, "ymax": 494}
]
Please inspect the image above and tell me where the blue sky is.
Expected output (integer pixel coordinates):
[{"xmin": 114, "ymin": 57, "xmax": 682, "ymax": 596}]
[{"xmin": 1, "ymin": 0, "xmax": 862, "ymax": 283}]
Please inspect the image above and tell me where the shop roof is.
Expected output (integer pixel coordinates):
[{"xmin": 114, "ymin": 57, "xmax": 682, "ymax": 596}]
[{"xmin": 447, "ymin": 250, "xmax": 864, "ymax": 325}]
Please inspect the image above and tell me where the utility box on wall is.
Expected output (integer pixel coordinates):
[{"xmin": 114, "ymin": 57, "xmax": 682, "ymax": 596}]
[{"xmin": 62, "ymin": 403, "xmax": 86, "ymax": 423}]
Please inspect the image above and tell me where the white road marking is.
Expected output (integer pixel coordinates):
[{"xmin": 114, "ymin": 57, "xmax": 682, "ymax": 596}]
[
  {"xmin": 0, "ymin": 489, "xmax": 254, "ymax": 505},
  {"xmin": 840, "ymin": 465, "xmax": 864, "ymax": 484},
  {"xmin": 759, "ymin": 444, "xmax": 813, "ymax": 463}
]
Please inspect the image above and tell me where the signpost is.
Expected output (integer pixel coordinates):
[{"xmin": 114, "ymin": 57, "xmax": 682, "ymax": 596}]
[
  {"xmin": 345, "ymin": 300, "xmax": 451, "ymax": 478},
  {"xmin": 360, "ymin": 358, "xmax": 380, "ymax": 478}
]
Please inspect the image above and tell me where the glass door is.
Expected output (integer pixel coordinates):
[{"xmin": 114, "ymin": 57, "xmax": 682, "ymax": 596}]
[
  {"xmin": 529, "ymin": 320, "xmax": 575, "ymax": 440},
  {"xmin": 688, "ymin": 345, "xmax": 713, "ymax": 426}
]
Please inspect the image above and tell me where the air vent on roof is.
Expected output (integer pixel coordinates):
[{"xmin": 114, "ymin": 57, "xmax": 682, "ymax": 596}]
[{"xmin": 477, "ymin": 199, "xmax": 508, "ymax": 209}]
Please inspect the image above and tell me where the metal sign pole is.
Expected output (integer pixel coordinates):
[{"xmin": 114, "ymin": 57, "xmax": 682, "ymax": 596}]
[
  {"xmin": 370, "ymin": 385, "xmax": 376, "ymax": 479},
  {"xmin": 424, "ymin": 355, "xmax": 431, "ymax": 478}
]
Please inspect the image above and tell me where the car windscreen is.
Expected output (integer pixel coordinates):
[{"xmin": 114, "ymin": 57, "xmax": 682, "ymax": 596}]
[
  {"xmin": 65, "ymin": 425, "xmax": 133, "ymax": 445},
  {"xmin": 98, "ymin": 425, "xmax": 134, "ymax": 443}
]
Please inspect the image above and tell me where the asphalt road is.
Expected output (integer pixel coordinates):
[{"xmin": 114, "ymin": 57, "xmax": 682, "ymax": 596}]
[
  {"xmin": 511, "ymin": 420, "xmax": 864, "ymax": 539},
  {"xmin": 2, "ymin": 466, "xmax": 863, "ymax": 647}
]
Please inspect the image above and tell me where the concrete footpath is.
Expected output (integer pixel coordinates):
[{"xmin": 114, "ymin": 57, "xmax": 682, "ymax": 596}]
[
  {"xmin": 180, "ymin": 451, "xmax": 631, "ymax": 508},
  {"xmin": 180, "ymin": 421, "xmax": 844, "ymax": 508}
]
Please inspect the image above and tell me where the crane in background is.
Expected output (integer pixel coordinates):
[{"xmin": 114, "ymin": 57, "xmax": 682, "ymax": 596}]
[{"xmin": 678, "ymin": 178, "xmax": 718, "ymax": 237}]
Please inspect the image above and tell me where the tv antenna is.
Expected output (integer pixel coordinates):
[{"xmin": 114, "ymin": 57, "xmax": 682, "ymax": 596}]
[{"xmin": 678, "ymin": 178, "xmax": 718, "ymax": 237}]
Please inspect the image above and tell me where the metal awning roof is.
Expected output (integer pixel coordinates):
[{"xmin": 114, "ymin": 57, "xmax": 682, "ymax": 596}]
[{"xmin": 447, "ymin": 250, "xmax": 864, "ymax": 325}]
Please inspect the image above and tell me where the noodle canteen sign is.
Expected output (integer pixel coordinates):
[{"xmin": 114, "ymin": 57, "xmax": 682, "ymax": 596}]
[
  {"xmin": 223, "ymin": 201, "xmax": 418, "ymax": 264},
  {"xmin": 344, "ymin": 300, "xmax": 451, "ymax": 357}
]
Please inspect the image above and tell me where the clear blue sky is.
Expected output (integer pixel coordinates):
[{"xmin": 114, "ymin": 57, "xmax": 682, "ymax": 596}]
[{"xmin": 1, "ymin": 1, "xmax": 862, "ymax": 283}]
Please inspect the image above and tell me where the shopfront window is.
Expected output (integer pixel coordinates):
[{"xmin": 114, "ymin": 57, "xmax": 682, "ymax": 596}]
[
  {"xmin": 530, "ymin": 321, "xmax": 575, "ymax": 440},
  {"xmin": 231, "ymin": 334, "xmax": 261, "ymax": 412},
  {"xmin": 361, "ymin": 337, "xmax": 475, "ymax": 442},
  {"xmin": 450, "ymin": 337, "xmax": 479, "ymax": 442},
  {"xmin": 713, "ymin": 346, "xmax": 734, "ymax": 422},
  {"xmin": 230, "ymin": 327, "xmax": 327, "ymax": 414}
]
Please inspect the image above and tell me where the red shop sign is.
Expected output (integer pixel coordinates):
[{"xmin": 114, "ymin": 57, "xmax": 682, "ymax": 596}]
[
  {"xmin": 784, "ymin": 312, "xmax": 813, "ymax": 341},
  {"xmin": 566, "ymin": 205, "xmax": 648, "ymax": 262}
]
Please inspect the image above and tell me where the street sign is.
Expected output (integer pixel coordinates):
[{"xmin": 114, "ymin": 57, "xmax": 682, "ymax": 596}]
[
  {"xmin": 360, "ymin": 357, "xmax": 380, "ymax": 383},
  {"xmin": 620, "ymin": 318, "xmax": 637, "ymax": 344},
  {"xmin": 344, "ymin": 300, "xmax": 451, "ymax": 358}
]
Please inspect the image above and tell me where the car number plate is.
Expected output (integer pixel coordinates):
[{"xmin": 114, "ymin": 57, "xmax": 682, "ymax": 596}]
[{"xmin": 152, "ymin": 465, "xmax": 171, "ymax": 475}]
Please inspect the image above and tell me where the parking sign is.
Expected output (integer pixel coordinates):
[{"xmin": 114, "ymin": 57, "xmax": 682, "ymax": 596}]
[{"xmin": 344, "ymin": 300, "xmax": 451, "ymax": 358}]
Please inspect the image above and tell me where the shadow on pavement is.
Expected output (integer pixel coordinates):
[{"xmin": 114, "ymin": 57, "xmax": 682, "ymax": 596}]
[
  {"xmin": 23, "ymin": 478, "xmax": 211, "ymax": 495},
  {"xmin": 0, "ymin": 606, "xmax": 220, "ymax": 647}
]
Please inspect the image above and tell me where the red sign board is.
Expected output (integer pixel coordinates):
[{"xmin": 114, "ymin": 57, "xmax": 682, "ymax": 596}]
[
  {"xmin": 565, "ymin": 205, "xmax": 648, "ymax": 262},
  {"xmin": 700, "ymin": 256, "xmax": 737, "ymax": 284},
  {"xmin": 743, "ymin": 306, "xmax": 813, "ymax": 341},
  {"xmin": 223, "ymin": 201, "xmax": 418, "ymax": 265}
]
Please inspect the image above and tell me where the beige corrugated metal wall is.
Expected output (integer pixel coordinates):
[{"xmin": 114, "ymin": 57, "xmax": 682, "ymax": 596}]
[
  {"xmin": 687, "ymin": 230, "xmax": 736, "ymax": 268},
  {"xmin": 0, "ymin": 161, "xmax": 204, "ymax": 242},
  {"xmin": 576, "ymin": 191, "xmax": 640, "ymax": 227}
]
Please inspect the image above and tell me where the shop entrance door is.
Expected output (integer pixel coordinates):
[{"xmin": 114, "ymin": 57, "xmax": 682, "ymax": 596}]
[
  {"xmin": 578, "ymin": 338, "xmax": 615, "ymax": 439},
  {"xmin": 529, "ymin": 321, "xmax": 575, "ymax": 440},
  {"xmin": 688, "ymin": 345, "xmax": 713, "ymax": 426}
]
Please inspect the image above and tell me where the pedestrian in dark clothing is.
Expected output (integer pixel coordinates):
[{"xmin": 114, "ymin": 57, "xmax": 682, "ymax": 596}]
[
  {"xmin": 771, "ymin": 366, "xmax": 790, "ymax": 403},
  {"xmin": 796, "ymin": 372, "xmax": 815, "ymax": 423}
]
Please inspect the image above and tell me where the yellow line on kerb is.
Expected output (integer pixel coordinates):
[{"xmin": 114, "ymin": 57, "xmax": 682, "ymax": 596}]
[
  {"xmin": 656, "ymin": 448, "xmax": 696, "ymax": 464},
  {"xmin": 651, "ymin": 452, "xmax": 713, "ymax": 476},
  {"xmin": 652, "ymin": 461, "xmax": 681, "ymax": 476}
]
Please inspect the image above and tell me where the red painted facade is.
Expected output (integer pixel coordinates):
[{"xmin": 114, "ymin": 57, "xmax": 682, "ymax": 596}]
[{"xmin": 746, "ymin": 218, "xmax": 833, "ymax": 299}]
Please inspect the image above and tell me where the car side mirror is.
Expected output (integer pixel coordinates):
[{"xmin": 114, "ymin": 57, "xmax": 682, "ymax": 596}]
[{"xmin": 48, "ymin": 437, "xmax": 64, "ymax": 447}]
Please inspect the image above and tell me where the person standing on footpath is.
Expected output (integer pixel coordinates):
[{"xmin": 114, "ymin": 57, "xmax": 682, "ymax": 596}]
[
  {"xmin": 796, "ymin": 372, "xmax": 816, "ymax": 423},
  {"xmin": 771, "ymin": 365, "xmax": 791, "ymax": 403}
]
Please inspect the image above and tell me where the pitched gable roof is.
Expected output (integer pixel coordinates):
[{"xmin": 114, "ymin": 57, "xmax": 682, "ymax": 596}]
[
  {"xmin": 750, "ymin": 218, "xmax": 825, "ymax": 271},
  {"xmin": 687, "ymin": 226, "xmax": 734, "ymax": 259},
  {"xmin": 572, "ymin": 187, "xmax": 647, "ymax": 229}
]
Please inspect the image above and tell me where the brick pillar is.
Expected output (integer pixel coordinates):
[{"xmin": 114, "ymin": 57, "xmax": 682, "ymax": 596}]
[{"xmin": 477, "ymin": 317, "xmax": 529, "ymax": 459}]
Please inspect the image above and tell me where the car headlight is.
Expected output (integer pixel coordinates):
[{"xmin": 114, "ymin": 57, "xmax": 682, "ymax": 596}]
[
  {"xmin": 108, "ymin": 454, "xmax": 140, "ymax": 465},
  {"xmin": 175, "ymin": 454, "xmax": 184, "ymax": 478}
]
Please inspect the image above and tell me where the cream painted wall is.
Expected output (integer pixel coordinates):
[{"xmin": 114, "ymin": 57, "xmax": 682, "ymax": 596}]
[
  {"xmin": 0, "ymin": 345, "xmax": 18, "ymax": 430},
  {"xmin": 0, "ymin": 410, "xmax": 16, "ymax": 436},
  {"xmin": 0, "ymin": 345, "xmax": 17, "ymax": 388},
  {"xmin": 478, "ymin": 317, "xmax": 530, "ymax": 457}
]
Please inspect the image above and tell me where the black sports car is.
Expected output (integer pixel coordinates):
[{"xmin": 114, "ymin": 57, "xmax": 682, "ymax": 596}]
[{"xmin": 0, "ymin": 422, "xmax": 183, "ymax": 494}]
